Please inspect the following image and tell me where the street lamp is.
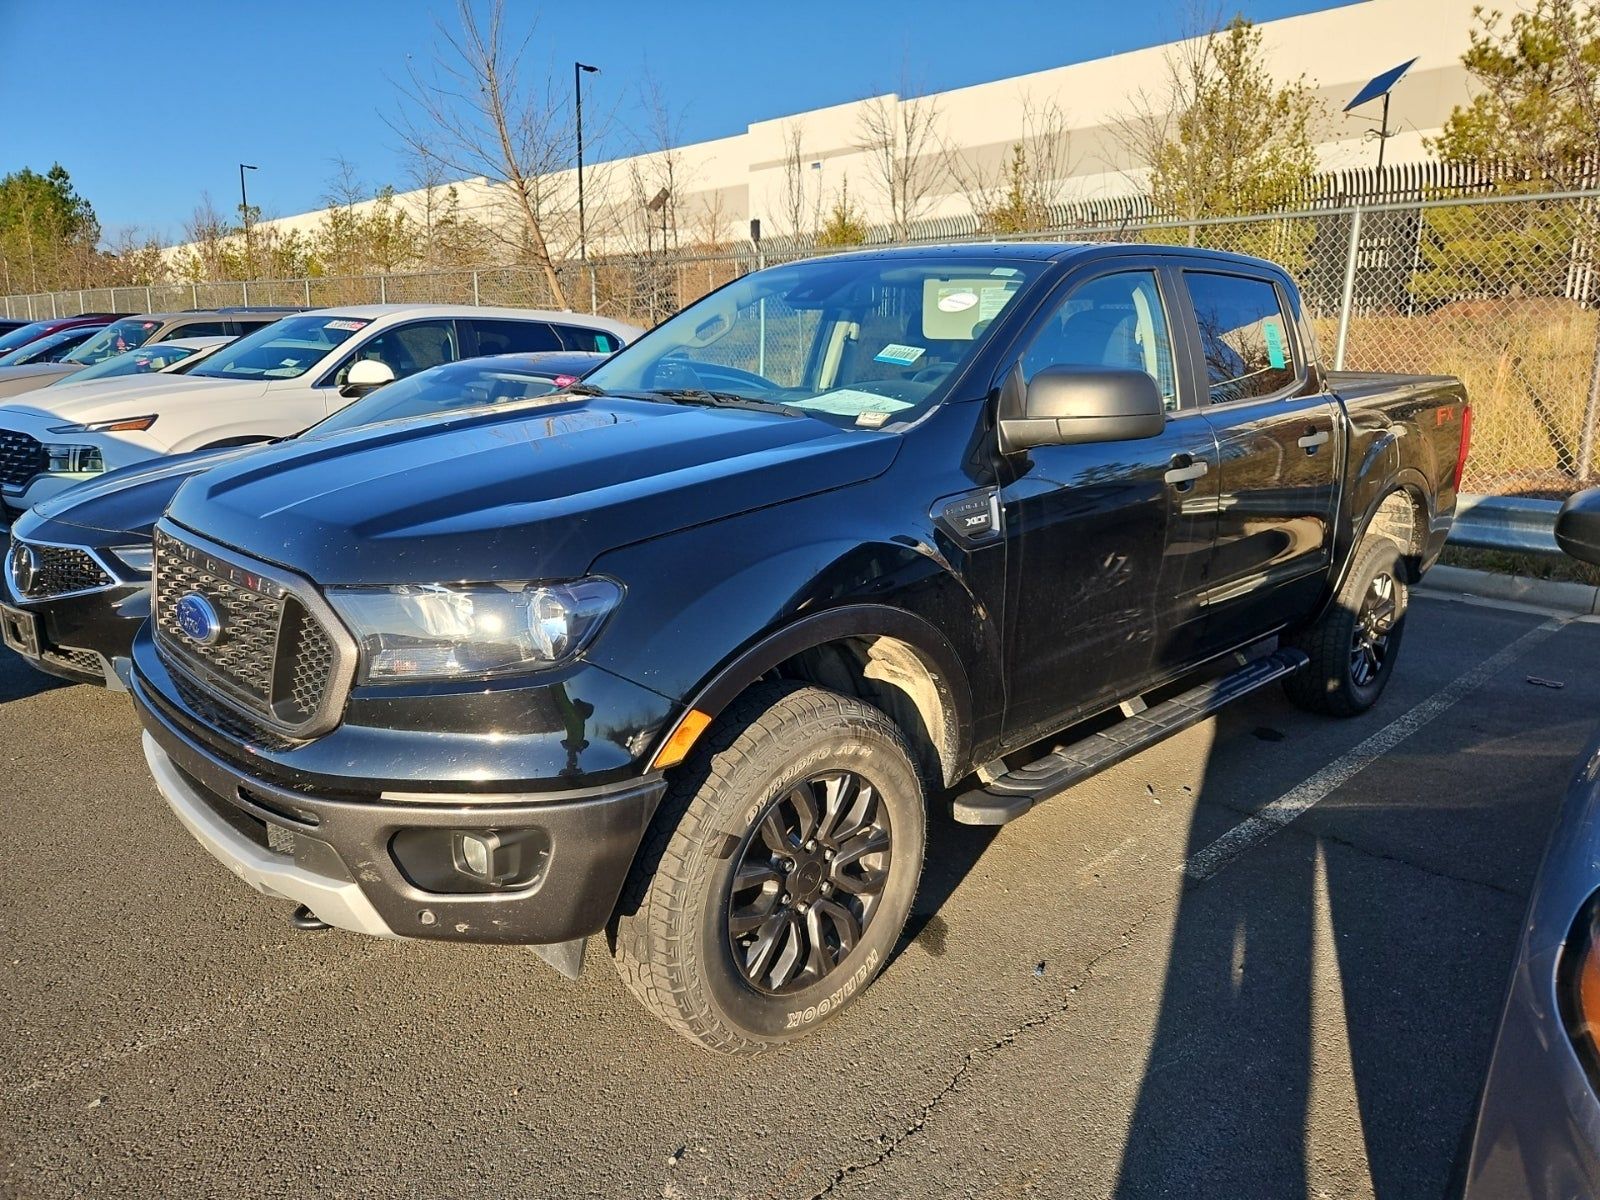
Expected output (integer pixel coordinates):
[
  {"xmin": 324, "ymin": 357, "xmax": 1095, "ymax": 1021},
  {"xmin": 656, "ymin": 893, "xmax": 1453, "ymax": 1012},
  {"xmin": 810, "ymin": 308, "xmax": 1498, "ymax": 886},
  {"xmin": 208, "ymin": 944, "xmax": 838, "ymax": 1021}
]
[
  {"xmin": 574, "ymin": 62, "xmax": 600, "ymax": 262},
  {"xmin": 239, "ymin": 163, "xmax": 259, "ymax": 278}
]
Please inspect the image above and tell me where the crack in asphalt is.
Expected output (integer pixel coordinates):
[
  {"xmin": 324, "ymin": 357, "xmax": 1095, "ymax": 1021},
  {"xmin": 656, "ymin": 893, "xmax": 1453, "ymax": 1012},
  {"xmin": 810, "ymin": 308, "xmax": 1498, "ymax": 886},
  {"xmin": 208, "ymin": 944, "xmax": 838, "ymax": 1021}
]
[{"xmin": 804, "ymin": 898, "xmax": 1171, "ymax": 1200}]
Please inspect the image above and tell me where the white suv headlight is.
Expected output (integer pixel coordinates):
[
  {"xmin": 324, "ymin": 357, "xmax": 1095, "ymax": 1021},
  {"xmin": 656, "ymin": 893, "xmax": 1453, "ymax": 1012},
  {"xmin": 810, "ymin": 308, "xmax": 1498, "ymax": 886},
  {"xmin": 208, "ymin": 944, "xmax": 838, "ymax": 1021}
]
[
  {"xmin": 41, "ymin": 444, "xmax": 104, "ymax": 474},
  {"xmin": 327, "ymin": 578, "xmax": 623, "ymax": 681}
]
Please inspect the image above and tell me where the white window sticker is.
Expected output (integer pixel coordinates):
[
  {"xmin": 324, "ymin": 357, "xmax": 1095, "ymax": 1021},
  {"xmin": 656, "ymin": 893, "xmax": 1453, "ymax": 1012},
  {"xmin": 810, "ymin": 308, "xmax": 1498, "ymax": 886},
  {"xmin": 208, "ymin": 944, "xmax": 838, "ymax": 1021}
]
[
  {"xmin": 324, "ymin": 319, "xmax": 369, "ymax": 332},
  {"xmin": 790, "ymin": 389, "xmax": 915, "ymax": 417},
  {"xmin": 936, "ymin": 289, "xmax": 978, "ymax": 313},
  {"xmin": 873, "ymin": 343, "xmax": 925, "ymax": 366}
]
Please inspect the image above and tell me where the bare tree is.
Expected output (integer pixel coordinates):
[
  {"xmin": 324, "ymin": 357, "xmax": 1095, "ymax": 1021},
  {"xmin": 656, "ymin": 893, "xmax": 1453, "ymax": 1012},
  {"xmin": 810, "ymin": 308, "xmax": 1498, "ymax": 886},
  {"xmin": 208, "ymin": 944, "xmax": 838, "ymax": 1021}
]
[
  {"xmin": 856, "ymin": 83, "xmax": 946, "ymax": 240},
  {"xmin": 391, "ymin": 0, "xmax": 577, "ymax": 306},
  {"xmin": 945, "ymin": 94, "xmax": 1075, "ymax": 233},
  {"xmin": 173, "ymin": 193, "xmax": 239, "ymax": 282},
  {"xmin": 778, "ymin": 121, "xmax": 816, "ymax": 241}
]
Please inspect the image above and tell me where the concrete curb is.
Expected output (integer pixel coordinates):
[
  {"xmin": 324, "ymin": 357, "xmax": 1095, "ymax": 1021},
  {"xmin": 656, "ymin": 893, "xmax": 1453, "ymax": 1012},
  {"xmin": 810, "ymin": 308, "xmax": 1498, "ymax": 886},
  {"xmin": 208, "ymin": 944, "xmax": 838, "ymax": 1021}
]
[{"xmin": 1418, "ymin": 564, "xmax": 1600, "ymax": 615}]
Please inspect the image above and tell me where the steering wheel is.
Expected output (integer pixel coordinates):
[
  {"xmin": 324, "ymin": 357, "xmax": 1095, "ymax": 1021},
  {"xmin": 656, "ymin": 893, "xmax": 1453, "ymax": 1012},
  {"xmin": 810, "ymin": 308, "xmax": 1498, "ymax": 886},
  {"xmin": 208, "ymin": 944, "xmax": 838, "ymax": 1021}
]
[{"xmin": 911, "ymin": 363, "xmax": 954, "ymax": 385}]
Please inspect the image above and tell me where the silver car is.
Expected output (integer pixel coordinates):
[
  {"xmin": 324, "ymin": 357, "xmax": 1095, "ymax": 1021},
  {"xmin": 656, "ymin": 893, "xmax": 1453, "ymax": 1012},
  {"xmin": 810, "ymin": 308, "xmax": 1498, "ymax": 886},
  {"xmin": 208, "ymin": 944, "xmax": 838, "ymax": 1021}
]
[{"xmin": 1461, "ymin": 487, "xmax": 1600, "ymax": 1196}]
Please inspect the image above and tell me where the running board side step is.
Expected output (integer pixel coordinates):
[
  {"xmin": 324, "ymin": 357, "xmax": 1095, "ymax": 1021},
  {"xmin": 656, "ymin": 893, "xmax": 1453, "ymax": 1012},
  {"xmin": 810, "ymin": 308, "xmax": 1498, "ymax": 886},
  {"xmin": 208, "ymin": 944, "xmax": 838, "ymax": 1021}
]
[{"xmin": 953, "ymin": 649, "xmax": 1309, "ymax": 826}]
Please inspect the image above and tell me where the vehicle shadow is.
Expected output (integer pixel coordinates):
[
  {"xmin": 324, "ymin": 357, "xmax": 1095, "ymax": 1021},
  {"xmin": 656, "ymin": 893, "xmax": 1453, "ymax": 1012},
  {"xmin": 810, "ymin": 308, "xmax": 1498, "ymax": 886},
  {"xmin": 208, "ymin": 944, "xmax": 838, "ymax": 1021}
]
[
  {"xmin": 896, "ymin": 794, "xmax": 1000, "ymax": 962},
  {"xmin": 0, "ymin": 653, "xmax": 70, "ymax": 703},
  {"xmin": 1109, "ymin": 692, "xmax": 1562, "ymax": 1199}
]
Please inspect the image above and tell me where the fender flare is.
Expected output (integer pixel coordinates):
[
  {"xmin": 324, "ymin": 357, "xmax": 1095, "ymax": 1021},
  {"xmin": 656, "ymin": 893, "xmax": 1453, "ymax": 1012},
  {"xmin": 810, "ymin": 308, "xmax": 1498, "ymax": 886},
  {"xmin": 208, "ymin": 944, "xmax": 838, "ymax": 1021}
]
[{"xmin": 659, "ymin": 603, "xmax": 977, "ymax": 787}]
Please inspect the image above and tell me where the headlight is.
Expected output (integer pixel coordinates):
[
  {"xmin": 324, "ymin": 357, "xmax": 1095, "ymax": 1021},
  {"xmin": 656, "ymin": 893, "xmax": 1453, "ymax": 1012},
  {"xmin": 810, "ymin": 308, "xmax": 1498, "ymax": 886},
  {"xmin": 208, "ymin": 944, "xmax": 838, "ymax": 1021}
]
[
  {"xmin": 327, "ymin": 578, "xmax": 623, "ymax": 681},
  {"xmin": 41, "ymin": 444, "xmax": 104, "ymax": 474},
  {"xmin": 109, "ymin": 544, "xmax": 154, "ymax": 578},
  {"xmin": 48, "ymin": 415, "xmax": 157, "ymax": 433}
]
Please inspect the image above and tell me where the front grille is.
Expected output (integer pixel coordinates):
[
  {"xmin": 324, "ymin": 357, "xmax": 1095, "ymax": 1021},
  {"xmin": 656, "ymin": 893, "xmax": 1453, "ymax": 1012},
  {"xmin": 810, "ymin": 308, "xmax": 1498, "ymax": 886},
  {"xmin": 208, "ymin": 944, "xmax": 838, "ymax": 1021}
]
[
  {"xmin": 0, "ymin": 430, "xmax": 44, "ymax": 488},
  {"xmin": 10, "ymin": 541, "xmax": 114, "ymax": 599},
  {"xmin": 167, "ymin": 668, "xmax": 298, "ymax": 752},
  {"xmin": 152, "ymin": 527, "xmax": 343, "ymax": 739}
]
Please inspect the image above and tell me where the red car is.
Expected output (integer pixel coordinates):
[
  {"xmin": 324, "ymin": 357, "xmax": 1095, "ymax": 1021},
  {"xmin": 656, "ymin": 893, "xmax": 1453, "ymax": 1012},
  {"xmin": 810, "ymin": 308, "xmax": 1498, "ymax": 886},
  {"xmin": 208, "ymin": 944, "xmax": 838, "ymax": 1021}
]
[{"xmin": 0, "ymin": 313, "xmax": 129, "ymax": 358}]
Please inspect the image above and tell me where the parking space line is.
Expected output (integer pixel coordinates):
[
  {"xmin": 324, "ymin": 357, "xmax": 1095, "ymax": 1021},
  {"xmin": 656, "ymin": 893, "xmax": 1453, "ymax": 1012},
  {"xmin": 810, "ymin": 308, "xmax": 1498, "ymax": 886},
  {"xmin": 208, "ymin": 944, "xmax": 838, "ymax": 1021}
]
[{"xmin": 1185, "ymin": 616, "xmax": 1567, "ymax": 883}]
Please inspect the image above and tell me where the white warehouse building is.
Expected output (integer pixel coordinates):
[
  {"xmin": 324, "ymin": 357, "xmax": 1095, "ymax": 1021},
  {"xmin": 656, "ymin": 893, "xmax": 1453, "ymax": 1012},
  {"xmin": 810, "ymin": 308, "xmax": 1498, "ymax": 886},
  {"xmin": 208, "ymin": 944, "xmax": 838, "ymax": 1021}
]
[{"xmin": 229, "ymin": 0, "xmax": 1482, "ymax": 261}]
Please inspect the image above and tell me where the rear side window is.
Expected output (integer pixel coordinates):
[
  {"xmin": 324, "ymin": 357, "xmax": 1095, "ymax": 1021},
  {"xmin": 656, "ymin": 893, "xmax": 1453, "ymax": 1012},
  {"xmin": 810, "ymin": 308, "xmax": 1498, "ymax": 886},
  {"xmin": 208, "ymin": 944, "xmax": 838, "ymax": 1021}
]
[
  {"xmin": 467, "ymin": 319, "xmax": 561, "ymax": 355},
  {"xmin": 1185, "ymin": 271, "xmax": 1297, "ymax": 403},
  {"xmin": 554, "ymin": 324, "xmax": 619, "ymax": 353}
]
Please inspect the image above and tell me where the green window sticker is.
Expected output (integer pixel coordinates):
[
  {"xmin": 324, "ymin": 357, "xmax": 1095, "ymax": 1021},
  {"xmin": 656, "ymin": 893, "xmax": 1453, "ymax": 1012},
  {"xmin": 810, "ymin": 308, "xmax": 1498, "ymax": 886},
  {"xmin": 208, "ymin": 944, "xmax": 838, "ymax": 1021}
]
[{"xmin": 1262, "ymin": 320, "xmax": 1287, "ymax": 370}]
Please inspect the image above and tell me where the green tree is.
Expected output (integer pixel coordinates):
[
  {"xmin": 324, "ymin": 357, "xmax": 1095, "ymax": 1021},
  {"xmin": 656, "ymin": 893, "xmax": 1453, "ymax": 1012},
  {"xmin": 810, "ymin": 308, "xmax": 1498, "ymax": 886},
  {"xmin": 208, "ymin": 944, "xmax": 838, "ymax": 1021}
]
[
  {"xmin": 0, "ymin": 164, "xmax": 101, "ymax": 292},
  {"xmin": 817, "ymin": 176, "xmax": 868, "ymax": 248},
  {"xmin": 1418, "ymin": 1, "xmax": 1600, "ymax": 304},
  {"xmin": 1115, "ymin": 18, "xmax": 1322, "ymax": 223}
]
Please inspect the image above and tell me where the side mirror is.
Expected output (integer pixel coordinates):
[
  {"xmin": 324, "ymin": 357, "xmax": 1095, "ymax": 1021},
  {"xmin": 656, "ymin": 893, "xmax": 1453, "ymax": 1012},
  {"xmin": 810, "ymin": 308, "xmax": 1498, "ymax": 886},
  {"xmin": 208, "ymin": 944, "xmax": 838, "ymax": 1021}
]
[
  {"xmin": 1000, "ymin": 365, "xmax": 1166, "ymax": 452},
  {"xmin": 340, "ymin": 358, "xmax": 395, "ymax": 398},
  {"xmin": 1556, "ymin": 486, "xmax": 1600, "ymax": 566}
]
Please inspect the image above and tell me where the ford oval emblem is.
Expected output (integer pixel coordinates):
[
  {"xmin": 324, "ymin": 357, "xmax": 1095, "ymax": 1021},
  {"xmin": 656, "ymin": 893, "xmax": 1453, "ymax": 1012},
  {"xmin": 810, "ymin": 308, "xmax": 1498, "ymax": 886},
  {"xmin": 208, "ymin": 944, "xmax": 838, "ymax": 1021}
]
[{"xmin": 175, "ymin": 592, "xmax": 223, "ymax": 645}]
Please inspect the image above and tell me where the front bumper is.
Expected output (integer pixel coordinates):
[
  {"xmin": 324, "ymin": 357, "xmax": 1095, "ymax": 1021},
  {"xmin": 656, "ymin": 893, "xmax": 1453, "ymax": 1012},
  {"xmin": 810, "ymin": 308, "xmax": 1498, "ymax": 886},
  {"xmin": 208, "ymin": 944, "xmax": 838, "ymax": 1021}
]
[
  {"xmin": 0, "ymin": 553, "xmax": 145, "ymax": 688},
  {"xmin": 135, "ymin": 663, "xmax": 668, "ymax": 946}
]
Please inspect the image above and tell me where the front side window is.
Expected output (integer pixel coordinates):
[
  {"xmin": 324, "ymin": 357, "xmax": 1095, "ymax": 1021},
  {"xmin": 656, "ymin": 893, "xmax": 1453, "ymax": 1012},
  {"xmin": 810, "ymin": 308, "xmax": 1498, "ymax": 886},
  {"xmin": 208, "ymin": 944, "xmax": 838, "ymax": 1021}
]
[
  {"xmin": 467, "ymin": 319, "xmax": 560, "ymax": 356},
  {"xmin": 162, "ymin": 320, "xmax": 229, "ymax": 340},
  {"xmin": 1021, "ymin": 270, "xmax": 1178, "ymax": 411},
  {"xmin": 1185, "ymin": 271, "xmax": 1298, "ymax": 403},
  {"xmin": 186, "ymin": 314, "xmax": 366, "ymax": 381},
  {"xmin": 581, "ymin": 255, "xmax": 1049, "ymax": 428},
  {"xmin": 331, "ymin": 319, "xmax": 459, "ymax": 387},
  {"xmin": 63, "ymin": 317, "xmax": 163, "ymax": 365}
]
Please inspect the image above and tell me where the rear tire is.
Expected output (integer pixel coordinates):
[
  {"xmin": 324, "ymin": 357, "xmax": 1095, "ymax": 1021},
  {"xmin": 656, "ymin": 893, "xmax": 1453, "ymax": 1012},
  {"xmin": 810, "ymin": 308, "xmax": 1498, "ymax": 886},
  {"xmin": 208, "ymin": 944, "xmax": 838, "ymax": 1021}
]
[
  {"xmin": 1283, "ymin": 536, "xmax": 1408, "ymax": 717},
  {"xmin": 610, "ymin": 682, "xmax": 926, "ymax": 1055}
]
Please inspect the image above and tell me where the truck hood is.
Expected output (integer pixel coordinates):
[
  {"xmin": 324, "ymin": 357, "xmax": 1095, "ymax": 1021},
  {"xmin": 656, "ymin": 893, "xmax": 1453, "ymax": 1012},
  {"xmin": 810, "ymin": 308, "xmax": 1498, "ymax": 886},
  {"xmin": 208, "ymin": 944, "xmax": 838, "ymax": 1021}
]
[
  {"xmin": 166, "ymin": 395, "xmax": 899, "ymax": 584},
  {"xmin": 25, "ymin": 445, "xmax": 256, "ymax": 538},
  {"xmin": 0, "ymin": 375, "xmax": 260, "ymax": 427}
]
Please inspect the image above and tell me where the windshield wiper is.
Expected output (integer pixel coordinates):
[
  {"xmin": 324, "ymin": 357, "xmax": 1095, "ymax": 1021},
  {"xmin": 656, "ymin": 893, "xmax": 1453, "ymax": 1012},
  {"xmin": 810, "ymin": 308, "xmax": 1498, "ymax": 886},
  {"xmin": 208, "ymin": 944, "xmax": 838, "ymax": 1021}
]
[
  {"xmin": 565, "ymin": 382, "xmax": 606, "ymax": 396},
  {"xmin": 641, "ymin": 388, "xmax": 802, "ymax": 417}
]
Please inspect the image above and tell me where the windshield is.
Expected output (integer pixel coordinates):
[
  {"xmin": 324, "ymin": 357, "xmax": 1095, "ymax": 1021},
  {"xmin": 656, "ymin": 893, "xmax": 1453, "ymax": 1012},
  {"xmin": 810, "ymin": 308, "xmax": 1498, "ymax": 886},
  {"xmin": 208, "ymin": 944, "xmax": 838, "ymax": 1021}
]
[
  {"xmin": 580, "ymin": 255, "xmax": 1046, "ymax": 427},
  {"xmin": 64, "ymin": 317, "xmax": 163, "ymax": 365},
  {"xmin": 57, "ymin": 341, "xmax": 201, "ymax": 382},
  {"xmin": 0, "ymin": 321, "xmax": 61, "ymax": 356},
  {"xmin": 185, "ymin": 314, "xmax": 365, "ymax": 381},
  {"xmin": 308, "ymin": 358, "xmax": 577, "ymax": 437},
  {"xmin": 0, "ymin": 327, "xmax": 93, "ymax": 366}
]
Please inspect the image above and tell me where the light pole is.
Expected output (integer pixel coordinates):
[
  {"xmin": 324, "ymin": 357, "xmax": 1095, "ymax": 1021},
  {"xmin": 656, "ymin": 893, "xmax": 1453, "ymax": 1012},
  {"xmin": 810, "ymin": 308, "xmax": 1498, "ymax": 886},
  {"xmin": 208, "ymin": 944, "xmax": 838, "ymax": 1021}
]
[
  {"xmin": 239, "ymin": 162, "xmax": 259, "ymax": 279},
  {"xmin": 574, "ymin": 62, "xmax": 600, "ymax": 263}
]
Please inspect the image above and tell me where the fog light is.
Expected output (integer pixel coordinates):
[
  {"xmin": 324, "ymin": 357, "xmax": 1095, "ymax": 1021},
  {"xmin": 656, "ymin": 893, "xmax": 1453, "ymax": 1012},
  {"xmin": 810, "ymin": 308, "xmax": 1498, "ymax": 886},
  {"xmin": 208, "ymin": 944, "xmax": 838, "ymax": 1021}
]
[{"xmin": 451, "ymin": 829, "xmax": 539, "ymax": 887}]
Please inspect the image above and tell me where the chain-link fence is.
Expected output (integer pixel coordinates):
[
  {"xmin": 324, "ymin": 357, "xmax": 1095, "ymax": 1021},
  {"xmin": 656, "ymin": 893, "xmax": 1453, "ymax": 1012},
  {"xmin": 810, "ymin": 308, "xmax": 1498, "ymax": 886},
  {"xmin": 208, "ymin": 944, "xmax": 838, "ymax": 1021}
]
[{"xmin": 7, "ymin": 189, "xmax": 1600, "ymax": 496}]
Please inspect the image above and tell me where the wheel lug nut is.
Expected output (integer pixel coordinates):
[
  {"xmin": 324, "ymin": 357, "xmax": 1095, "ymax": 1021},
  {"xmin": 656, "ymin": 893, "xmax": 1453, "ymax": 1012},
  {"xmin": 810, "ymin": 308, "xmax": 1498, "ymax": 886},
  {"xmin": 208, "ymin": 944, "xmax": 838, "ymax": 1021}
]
[
  {"xmin": 804, "ymin": 840, "xmax": 817, "ymax": 851},
  {"xmin": 823, "ymin": 849, "xmax": 834, "ymax": 860},
  {"xmin": 781, "ymin": 893, "xmax": 791, "ymax": 904}
]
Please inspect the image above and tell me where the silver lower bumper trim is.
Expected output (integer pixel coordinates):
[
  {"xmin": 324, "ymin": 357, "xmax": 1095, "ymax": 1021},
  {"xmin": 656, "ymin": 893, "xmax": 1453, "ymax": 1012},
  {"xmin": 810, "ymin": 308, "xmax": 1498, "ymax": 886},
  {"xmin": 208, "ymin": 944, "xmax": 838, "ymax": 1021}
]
[{"xmin": 142, "ymin": 730, "xmax": 396, "ymax": 938}]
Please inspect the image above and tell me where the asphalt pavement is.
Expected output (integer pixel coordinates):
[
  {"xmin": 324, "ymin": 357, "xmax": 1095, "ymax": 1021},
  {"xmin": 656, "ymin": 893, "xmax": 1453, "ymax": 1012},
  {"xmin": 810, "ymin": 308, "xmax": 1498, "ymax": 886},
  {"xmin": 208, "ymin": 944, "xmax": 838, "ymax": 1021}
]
[{"xmin": 2, "ymin": 592, "xmax": 1596, "ymax": 1199}]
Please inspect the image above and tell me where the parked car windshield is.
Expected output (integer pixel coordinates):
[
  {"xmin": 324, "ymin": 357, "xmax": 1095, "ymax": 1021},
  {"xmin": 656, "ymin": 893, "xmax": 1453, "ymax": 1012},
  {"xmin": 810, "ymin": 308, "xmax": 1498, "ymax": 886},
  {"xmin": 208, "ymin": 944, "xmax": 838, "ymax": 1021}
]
[
  {"xmin": 184, "ymin": 314, "xmax": 366, "ymax": 381},
  {"xmin": 0, "ymin": 327, "xmax": 96, "ymax": 366},
  {"xmin": 308, "ymin": 358, "xmax": 585, "ymax": 437},
  {"xmin": 580, "ymin": 254, "xmax": 1048, "ymax": 427},
  {"xmin": 54, "ymin": 340, "xmax": 205, "ymax": 382},
  {"xmin": 0, "ymin": 320, "xmax": 63, "ymax": 356},
  {"xmin": 63, "ymin": 317, "xmax": 164, "ymax": 365}
]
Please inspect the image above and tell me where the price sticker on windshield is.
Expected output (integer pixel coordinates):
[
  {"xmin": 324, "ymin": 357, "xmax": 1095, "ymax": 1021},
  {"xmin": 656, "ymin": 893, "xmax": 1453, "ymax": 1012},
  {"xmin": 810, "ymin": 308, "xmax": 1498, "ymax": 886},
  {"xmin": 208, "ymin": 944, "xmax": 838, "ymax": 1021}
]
[
  {"xmin": 324, "ymin": 319, "xmax": 370, "ymax": 332},
  {"xmin": 874, "ymin": 343, "xmax": 925, "ymax": 366}
]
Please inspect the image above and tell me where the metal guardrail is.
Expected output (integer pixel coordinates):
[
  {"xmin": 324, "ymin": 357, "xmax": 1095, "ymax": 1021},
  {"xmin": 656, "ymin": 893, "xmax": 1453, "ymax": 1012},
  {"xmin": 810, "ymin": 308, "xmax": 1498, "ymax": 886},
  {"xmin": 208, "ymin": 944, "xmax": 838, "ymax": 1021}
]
[{"xmin": 1449, "ymin": 494, "xmax": 1564, "ymax": 557}]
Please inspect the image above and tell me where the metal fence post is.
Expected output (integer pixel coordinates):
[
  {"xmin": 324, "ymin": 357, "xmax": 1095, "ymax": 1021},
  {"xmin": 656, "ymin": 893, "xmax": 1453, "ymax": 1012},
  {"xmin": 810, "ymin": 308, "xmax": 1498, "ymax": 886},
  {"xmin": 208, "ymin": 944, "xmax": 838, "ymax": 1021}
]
[
  {"xmin": 471, "ymin": 270, "xmax": 480, "ymax": 305},
  {"xmin": 589, "ymin": 265, "xmax": 597, "ymax": 314},
  {"xmin": 191, "ymin": 282, "xmax": 198, "ymax": 308},
  {"xmin": 1579, "ymin": 319, "xmax": 1600, "ymax": 483},
  {"xmin": 379, "ymin": 274, "xmax": 387, "ymax": 304},
  {"xmin": 1333, "ymin": 205, "xmax": 1364, "ymax": 372},
  {"xmin": 304, "ymin": 278, "xmax": 311, "ymax": 306},
  {"xmin": 144, "ymin": 285, "xmax": 153, "ymax": 312},
  {"xmin": 242, "ymin": 279, "xmax": 250, "ymax": 306}
]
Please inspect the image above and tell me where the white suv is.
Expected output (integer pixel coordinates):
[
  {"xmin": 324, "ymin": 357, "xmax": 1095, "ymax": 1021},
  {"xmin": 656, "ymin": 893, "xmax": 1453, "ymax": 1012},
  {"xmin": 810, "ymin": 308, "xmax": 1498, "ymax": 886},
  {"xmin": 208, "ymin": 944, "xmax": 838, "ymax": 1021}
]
[{"xmin": 0, "ymin": 305, "xmax": 642, "ymax": 516}]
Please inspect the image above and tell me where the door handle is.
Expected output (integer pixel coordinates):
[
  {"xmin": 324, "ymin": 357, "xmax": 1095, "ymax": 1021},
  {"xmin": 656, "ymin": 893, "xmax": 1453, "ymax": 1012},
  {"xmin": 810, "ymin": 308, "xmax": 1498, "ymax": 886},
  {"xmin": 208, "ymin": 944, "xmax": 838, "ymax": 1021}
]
[
  {"xmin": 1298, "ymin": 430, "xmax": 1330, "ymax": 453},
  {"xmin": 1164, "ymin": 457, "xmax": 1209, "ymax": 486}
]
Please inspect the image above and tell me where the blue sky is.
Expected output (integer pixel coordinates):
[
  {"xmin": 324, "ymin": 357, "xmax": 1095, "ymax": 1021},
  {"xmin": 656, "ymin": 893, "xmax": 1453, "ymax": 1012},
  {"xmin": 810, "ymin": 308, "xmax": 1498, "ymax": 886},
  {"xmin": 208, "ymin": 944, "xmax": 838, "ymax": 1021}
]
[{"xmin": 0, "ymin": 0, "xmax": 1356, "ymax": 243}]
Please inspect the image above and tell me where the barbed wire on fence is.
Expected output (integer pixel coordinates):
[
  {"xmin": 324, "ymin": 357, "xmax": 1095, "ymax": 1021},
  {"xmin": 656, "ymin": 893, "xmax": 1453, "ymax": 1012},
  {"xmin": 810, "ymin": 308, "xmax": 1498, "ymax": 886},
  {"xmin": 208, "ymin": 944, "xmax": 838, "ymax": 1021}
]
[{"xmin": 7, "ymin": 187, "xmax": 1600, "ymax": 498}]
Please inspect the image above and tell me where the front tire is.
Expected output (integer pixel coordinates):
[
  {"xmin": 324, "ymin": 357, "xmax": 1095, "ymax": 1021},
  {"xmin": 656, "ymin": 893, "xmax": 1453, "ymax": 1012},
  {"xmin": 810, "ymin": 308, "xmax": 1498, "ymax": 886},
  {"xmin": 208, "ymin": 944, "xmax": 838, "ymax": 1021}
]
[
  {"xmin": 610, "ymin": 682, "xmax": 926, "ymax": 1054},
  {"xmin": 1283, "ymin": 536, "xmax": 1408, "ymax": 717}
]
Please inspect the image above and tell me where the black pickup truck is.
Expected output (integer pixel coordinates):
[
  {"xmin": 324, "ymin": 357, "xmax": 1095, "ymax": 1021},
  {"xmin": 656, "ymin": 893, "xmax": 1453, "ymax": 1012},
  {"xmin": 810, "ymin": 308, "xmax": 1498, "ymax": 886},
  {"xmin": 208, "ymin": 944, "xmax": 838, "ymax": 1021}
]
[{"xmin": 128, "ymin": 243, "xmax": 1470, "ymax": 1053}]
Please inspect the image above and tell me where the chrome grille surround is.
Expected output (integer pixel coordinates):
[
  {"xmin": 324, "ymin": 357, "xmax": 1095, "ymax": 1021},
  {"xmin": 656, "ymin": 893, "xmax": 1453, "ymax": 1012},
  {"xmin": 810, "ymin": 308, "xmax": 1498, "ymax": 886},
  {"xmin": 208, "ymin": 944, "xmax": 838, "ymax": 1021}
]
[
  {"xmin": 5, "ymin": 538, "xmax": 117, "ymax": 601},
  {"xmin": 151, "ymin": 520, "xmax": 358, "ymax": 742}
]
